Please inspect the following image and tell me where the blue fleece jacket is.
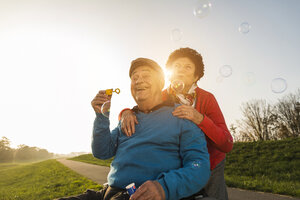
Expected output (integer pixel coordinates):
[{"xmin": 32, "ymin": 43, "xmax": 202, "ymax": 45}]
[{"xmin": 92, "ymin": 104, "xmax": 210, "ymax": 200}]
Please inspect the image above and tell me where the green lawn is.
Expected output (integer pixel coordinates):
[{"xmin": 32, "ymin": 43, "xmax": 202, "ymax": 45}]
[
  {"xmin": 72, "ymin": 138, "xmax": 300, "ymax": 198},
  {"xmin": 69, "ymin": 154, "xmax": 113, "ymax": 167},
  {"xmin": 2, "ymin": 137, "xmax": 297, "ymax": 199},
  {"xmin": 225, "ymin": 137, "xmax": 300, "ymax": 197},
  {"xmin": 0, "ymin": 163, "xmax": 21, "ymax": 171},
  {"xmin": 0, "ymin": 160, "xmax": 101, "ymax": 200}
]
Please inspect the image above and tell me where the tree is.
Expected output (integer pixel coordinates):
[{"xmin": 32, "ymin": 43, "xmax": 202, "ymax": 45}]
[
  {"xmin": 15, "ymin": 145, "xmax": 53, "ymax": 161},
  {"xmin": 15, "ymin": 145, "xmax": 33, "ymax": 161},
  {"xmin": 0, "ymin": 137, "xmax": 14, "ymax": 162},
  {"xmin": 237, "ymin": 99, "xmax": 277, "ymax": 141},
  {"xmin": 274, "ymin": 89, "xmax": 300, "ymax": 138},
  {"xmin": 229, "ymin": 124, "xmax": 238, "ymax": 141},
  {"xmin": 234, "ymin": 89, "xmax": 300, "ymax": 142},
  {"xmin": 36, "ymin": 148, "xmax": 53, "ymax": 160}
]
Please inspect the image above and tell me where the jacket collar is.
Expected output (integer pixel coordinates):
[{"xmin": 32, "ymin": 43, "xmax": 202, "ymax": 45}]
[{"xmin": 132, "ymin": 99, "xmax": 174, "ymax": 114}]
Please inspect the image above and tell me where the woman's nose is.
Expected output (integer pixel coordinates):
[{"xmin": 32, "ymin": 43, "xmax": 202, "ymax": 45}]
[{"xmin": 176, "ymin": 66, "xmax": 185, "ymax": 73}]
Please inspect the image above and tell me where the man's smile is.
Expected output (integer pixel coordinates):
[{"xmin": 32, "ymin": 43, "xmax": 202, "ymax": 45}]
[{"xmin": 135, "ymin": 87, "xmax": 149, "ymax": 91}]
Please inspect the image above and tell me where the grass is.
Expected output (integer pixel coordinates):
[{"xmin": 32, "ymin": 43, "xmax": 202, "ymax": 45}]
[
  {"xmin": 3, "ymin": 138, "xmax": 295, "ymax": 199},
  {"xmin": 0, "ymin": 163, "xmax": 21, "ymax": 171},
  {"xmin": 225, "ymin": 137, "xmax": 300, "ymax": 197},
  {"xmin": 69, "ymin": 154, "xmax": 113, "ymax": 167},
  {"xmin": 0, "ymin": 160, "xmax": 102, "ymax": 200},
  {"xmin": 71, "ymin": 138, "xmax": 300, "ymax": 198}
]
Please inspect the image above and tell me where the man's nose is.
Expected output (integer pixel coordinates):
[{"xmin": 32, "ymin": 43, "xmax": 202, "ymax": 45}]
[{"xmin": 135, "ymin": 76, "xmax": 145, "ymax": 84}]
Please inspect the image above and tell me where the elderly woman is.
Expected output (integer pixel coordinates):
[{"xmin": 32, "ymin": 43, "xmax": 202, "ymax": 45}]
[{"xmin": 120, "ymin": 47, "xmax": 233, "ymax": 200}]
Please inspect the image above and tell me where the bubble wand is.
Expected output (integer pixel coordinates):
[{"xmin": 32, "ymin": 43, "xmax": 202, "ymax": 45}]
[{"xmin": 105, "ymin": 88, "xmax": 121, "ymax": 95}]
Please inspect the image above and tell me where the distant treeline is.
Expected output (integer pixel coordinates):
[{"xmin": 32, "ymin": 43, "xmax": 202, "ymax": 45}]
[
  {"xmin": 0, "ymin": 136, "xmax": 53, "ymax": 163},
  {"xmin": 231, "ymin": 88, "xmax": 300, "ymax": 142}
]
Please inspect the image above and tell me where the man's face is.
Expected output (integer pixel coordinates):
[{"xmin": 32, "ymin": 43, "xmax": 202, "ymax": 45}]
[{"xmin": 130, "ymin": 66, "xmax": 162, "ymax": 103}]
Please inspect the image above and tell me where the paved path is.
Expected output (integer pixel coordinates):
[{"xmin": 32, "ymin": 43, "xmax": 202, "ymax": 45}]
[
  {"xmin": 57, "ymin": 158, "xmax": 110, "ymax": 184},
  {"xmin": 227, "ymin": 188, "xmax": 298, "ymax": 200},
  {"xmin": 57, "ymin": 159, "xmax": 299, "ymax": 200}
]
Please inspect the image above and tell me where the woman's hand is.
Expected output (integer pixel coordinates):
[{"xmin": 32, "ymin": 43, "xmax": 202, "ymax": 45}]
[
  {"xmin": 172, "ymin": 105, "xmax": 204, "ymax": 125},
  {"xmin": 121, "ymin": 110, "xmax": 138, "ymax": 137}
]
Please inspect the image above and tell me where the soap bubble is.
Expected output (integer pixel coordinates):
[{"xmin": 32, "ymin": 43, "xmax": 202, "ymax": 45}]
[
  {"xmin": 271, "ymin": 78, "xmax": 287, "ymax": 93},
  {"xmin": 171, "ymin": 28, "xmax": 182, "ymax": 41},
  {"xmin": 219, "ymin": 65, "xmax": 232, "ymax": 78},
  {"xmin": 243, "ymin": 72, "xmax": 256, "ymax": 86},
  {"xmin": 239, "ymin": 22, "xmax": 251, "ymax": 34},
  {"xmin": 193, "ymin": 0, "xmax": 212, "ymax": 18},
  {"xmin": 101, "ymin": 101, "xmax": 111, "ymax": 118},
  {"xmin": 171, "ymin": 79, "xmax": 185, "ymax": 93}
]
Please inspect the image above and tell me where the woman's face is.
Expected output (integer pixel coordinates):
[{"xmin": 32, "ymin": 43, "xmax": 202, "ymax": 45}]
[{"xmin": 169, "ymin": 57, "xmax": 199, "ymax": 91}]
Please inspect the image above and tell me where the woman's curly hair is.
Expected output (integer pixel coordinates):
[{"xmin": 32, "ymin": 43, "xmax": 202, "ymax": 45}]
[{"xmin": 166, "ymin": 47, "xmax": 204, "ymax": 81}]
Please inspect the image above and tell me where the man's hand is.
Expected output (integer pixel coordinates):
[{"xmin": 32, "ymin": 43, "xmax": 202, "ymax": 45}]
[
  {"xmin": 130, "ymin": 180, "xmax": 165, "ymax": 200},
  {"xmin": 121, "ymin": 110, "xmax": 138, "ymax": 136},
  {"xmin": 91, "ymin": 90, "xmax": 111, "ymax": 113},
  {"xmin": 172, "ymin": 105, "xmax": 204, "ymax": 125}
]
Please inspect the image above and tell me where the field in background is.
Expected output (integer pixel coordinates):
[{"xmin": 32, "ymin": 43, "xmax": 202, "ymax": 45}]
[
  {"xmin": 0, "ymin": 160, "xmax": 101, "ymax": 200},
  {"xmin": 1, "ymin": 138, "xmax": 298, "ymax": 199},
  {"xmin": 69, "ymin": 154, "xmax": 113, "ymax": 167},
  {"xmin": 225, "ymin": 137, "xmax": 300, "ymax": 197},
  {"xmin": 71, "ymin": 138, "xmax": 300, "ymax": 198}
]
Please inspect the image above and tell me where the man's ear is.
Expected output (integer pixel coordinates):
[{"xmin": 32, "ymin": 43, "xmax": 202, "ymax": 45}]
[{"xmin": 159, "ymin": 78, "xmax": 165, "ymax": 90}]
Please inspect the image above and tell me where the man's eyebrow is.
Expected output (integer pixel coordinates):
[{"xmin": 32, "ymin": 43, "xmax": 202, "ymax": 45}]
[{"xmin": 132, "ymin": 69, "xmax": 152, "ymax": 76}]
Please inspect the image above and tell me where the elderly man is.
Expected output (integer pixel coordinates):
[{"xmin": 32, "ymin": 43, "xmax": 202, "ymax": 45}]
[{"xmin": 59, "ymin": 58, "xmax": 210, "ymax": 200}]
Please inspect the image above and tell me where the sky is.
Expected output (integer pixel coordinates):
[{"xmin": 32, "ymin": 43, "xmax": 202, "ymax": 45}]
[{"xmin": 0, "ymin": 0, "xmax": 299, "ymax": 154}]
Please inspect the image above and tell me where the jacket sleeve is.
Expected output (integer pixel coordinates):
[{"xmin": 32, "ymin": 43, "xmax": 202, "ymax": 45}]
[
  {"xmin": 118, "ymin": 108, "xmax": 132, "ymax": 121},
  {"xmin": 92, "ymin": 113, "xmax": 119, "ymax": 160},
  {"xmin": 198, "ymin": 93, "xmax": 233, "ymax": 153},
  {"xmin": 157, "ymin": 120, "xmax": 210, "ymax": 200}
]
